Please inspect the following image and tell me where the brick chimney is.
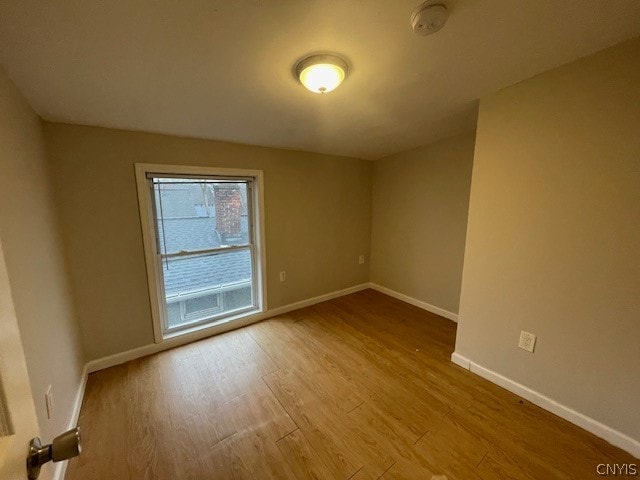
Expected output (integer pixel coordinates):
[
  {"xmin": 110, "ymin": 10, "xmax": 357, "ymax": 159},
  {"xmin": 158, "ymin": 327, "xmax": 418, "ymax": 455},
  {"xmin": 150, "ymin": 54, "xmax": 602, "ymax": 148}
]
[{"xmin": 213, "ymin": 184, "xmax": 242, "ymax": 243}]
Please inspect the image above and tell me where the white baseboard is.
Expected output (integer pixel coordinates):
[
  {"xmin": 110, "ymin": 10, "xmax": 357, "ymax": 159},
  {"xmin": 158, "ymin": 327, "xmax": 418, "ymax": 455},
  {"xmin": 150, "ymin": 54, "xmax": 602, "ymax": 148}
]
[
  {"xmin": 450, "ymin": 352, "xmax": 470, "ymax": 369},
  {"xmin": 450, "ymin": 352, "xmax": 640, "ymax": 458},
  {"xmin": 266, "ymin": 283, "xmax": 369, "ymax": 318},
  {"xmin": 52, "ymin": 364, "xmax": 89, "ymax": 480},
  {"xmin": 368, "ymin": 283, "xmax": 458, "ymax": 322},
  {"xmin": 86, "ymin": 283, "xmax": 370, "ymax": 374}
]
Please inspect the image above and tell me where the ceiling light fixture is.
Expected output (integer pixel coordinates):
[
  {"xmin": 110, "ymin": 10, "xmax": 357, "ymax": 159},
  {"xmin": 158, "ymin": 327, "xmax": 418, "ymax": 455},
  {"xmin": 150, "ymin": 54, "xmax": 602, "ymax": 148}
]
[{"xmin": 295, "ymin": 54, "xmax": 348, "ymax": 94}]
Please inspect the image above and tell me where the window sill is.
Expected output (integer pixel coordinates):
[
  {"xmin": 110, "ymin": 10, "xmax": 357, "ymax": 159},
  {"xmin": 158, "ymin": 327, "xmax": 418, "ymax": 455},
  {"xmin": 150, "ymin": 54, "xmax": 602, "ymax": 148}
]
[{"xmin": 162, "ymin": 306, "xmax": 264, "ymax": 342}]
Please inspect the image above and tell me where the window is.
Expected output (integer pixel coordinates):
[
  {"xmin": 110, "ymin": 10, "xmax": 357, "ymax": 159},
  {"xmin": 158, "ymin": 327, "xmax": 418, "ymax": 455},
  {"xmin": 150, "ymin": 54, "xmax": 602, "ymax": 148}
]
[{"xmin": 135, "ymin": 165, "xmax": 265, "ymax": 341}]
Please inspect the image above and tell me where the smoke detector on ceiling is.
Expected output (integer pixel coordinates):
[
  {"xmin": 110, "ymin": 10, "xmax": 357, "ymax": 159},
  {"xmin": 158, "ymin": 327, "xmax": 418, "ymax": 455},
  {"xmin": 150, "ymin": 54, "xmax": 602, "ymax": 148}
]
[{"xmin": 411, "ymin": 1, "xmax": 449, "ymax": 36}]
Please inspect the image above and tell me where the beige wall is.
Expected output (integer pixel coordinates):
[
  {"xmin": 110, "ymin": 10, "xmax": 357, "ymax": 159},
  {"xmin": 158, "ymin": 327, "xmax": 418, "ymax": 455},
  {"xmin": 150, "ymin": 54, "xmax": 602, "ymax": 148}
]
[
  {"xmin": 371, "ymin": 132, "xmax": 475, "ymax": 314},
  {"xmin": 456, "ymin": 38, "xmax": 640, "ymax": 441},
  {"xmin": 43, "ymin": 124, "xmax": 372, "ymax": 361},
  {"xmin": 0, "ymin": 68, "xmax": 84, "ymax": 446}
]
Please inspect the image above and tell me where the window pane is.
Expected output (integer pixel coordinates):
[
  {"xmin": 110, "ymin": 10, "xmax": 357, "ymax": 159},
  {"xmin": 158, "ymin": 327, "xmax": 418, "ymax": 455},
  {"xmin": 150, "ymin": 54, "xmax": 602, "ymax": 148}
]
[
  {"xmin": 163, "ymin": 249, "xmax": 253, "ymax": 329},
  {"xmin": 184, "ymin": 294, "xmax": 220, "ymax": 318},
  {"xmin": 153, "ymin": 179, "xmax": 250, "ymax": 254},
  {"xmin": 222, "ymin": 287, "xmax": 252, "ymax": 311}
]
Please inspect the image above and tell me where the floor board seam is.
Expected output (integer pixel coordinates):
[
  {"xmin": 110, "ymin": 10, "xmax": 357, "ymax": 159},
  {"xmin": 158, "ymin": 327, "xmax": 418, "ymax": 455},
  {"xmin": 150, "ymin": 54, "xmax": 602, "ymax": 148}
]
[
  {"xmin": 375, "ymin": 461, "xmax": 397, "ymax": 480},
  {"xmin": 246, "ymin": 329, "xmax": 279, "ymax": 367},
  {"xmin": 261, "ymin": 376, "xmax": 300, "ymax": 431},
  {"xmin": 476, "ymin": 449, "xmax": 489, "ymax": 468},
  {"xmin": 412, "ymin": 429, "xmax": 429, "ymax": 445},
  {"xmin": 346, "ymin": 401, "xmax": 365, "ymax": 414},
  {"xmin": 274, "ymin": 427, "xmax": 300, "ymax": 444},
  {"xmin": 347, "ymin": 465, "xmax": 364, "ymax": 479}
]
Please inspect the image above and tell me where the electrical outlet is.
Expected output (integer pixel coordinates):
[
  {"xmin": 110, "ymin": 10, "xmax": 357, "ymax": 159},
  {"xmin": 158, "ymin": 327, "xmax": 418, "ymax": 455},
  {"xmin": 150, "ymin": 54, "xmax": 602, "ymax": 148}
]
[
  {"xmin": 45, "ymin": 385, "xmax": 53, "ymax": 419},
  {"xmin": 279, "ymin": 271, "xmax": 286, "ymax": 282},
  {"xmin": 358, "ymin": 254, "xmax": 365, "ymax": 265},
  {"xmin": 518, "ymin": 331, "xmax": 536, "ymax": 353}
]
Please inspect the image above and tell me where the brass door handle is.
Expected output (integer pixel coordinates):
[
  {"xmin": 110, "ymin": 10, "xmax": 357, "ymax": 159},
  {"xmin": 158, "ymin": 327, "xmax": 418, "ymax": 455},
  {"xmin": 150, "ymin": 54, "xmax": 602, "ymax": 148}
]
[{"xmin": 27, "ymin": 427, "xmax": 81, "ymax": 480}]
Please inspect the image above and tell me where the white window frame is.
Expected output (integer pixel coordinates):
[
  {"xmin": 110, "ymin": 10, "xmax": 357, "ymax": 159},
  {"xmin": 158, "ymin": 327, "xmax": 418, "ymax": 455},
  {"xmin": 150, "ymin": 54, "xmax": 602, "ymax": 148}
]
[{"xmin": 134, "ymin": 163, "xmax": 267, "ymax": 343}]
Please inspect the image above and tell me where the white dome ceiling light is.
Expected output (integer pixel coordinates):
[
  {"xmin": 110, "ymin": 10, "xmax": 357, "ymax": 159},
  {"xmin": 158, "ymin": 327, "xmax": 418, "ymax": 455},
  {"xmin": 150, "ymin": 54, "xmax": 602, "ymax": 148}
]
[
  {"xmin": 295, "ymin": 54, "xmax": 349, "ymax": 94},
  {"xmin": 411, "ymin": 1, "xmax": 449, "ymax": 36}
]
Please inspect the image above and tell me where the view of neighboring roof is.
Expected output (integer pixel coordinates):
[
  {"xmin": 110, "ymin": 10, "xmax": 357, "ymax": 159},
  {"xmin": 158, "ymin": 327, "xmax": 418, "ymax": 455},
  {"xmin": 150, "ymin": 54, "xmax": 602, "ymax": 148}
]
[
  {"xmin": 157, "ymin": 217, "xmax": 222, "ymax": 254},
  {"xmin": 154, "ymin": 182, "xmax": 252, "ymax": 297},
  {"xmin": 162, "ymin": 250, "xmax": 251, "ymax": 297}
]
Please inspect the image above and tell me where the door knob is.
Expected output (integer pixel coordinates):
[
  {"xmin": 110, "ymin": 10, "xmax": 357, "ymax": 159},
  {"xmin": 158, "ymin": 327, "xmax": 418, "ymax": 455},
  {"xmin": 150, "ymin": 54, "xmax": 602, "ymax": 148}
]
[{"xmin": 27, "ymin": 427, "xmax": 81, "ymax": 480}]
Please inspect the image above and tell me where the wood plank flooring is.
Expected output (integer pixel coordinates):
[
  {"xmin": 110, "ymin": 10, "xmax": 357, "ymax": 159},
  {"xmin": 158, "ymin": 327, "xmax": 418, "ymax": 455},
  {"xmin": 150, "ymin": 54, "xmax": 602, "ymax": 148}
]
[{"xmin": 65, "ymin": 290, "xmax": 637, "ymax": 479}]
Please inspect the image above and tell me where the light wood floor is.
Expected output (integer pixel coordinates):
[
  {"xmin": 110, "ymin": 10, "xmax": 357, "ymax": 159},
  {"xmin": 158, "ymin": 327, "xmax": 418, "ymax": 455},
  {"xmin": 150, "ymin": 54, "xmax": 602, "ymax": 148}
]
[{"xmin": 65, "ymin": 290, "xmax": 637, "ymax": 479}]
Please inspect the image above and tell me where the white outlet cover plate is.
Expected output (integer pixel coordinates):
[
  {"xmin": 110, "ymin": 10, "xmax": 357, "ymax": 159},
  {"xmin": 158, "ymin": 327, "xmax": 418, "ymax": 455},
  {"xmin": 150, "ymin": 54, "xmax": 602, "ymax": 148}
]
[
  {"xmin": 45, "ymin": 385, "xmax": 53, "ymax": 419},
  {"xmin": 519, "ymin": 331, "xmax": 537, "ymax": 353}
]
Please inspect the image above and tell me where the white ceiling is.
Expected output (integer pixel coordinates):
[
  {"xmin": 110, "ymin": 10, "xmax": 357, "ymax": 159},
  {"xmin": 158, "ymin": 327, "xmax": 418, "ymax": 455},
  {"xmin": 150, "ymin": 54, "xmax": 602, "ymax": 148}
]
[{"xmin": 1, "ymin": 1, "xmax": 639, "ymax": 160}]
